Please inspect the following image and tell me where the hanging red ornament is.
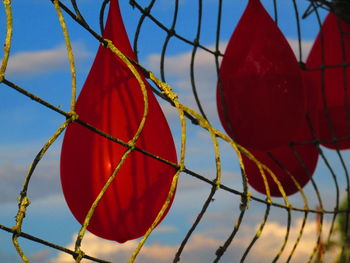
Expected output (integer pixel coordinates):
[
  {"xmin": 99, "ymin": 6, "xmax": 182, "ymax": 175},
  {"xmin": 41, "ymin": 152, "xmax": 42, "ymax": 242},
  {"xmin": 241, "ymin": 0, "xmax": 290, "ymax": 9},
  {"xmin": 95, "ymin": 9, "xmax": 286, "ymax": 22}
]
[
  {"xmin": 306, "ymin": 13, "xmax": 350, "ymax": 149},
  {"xmin": 217, "ymin": 0, "xmax": 305, "ymax": 150},
  {"xmin": 243, "ymin": 142, "xmax": 318, "ymax": 197},
  {"xmin": 60, "ymin": 0, "xmax": 177, "ymax": 243},
  {"xmin": 243, "ymin": 70, "xmax": 319, "ymax": 197}
]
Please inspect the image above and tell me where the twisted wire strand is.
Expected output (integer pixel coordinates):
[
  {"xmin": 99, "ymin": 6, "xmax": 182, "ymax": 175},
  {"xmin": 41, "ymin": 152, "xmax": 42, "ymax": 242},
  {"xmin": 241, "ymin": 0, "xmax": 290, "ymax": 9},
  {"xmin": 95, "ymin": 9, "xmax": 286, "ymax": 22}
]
[
  {"xmin": 159, "ymin": 0, "xmax": 180, "ymax": 83},
  {"xmin": 189, "ymin": 0, "xmax": 208, "ymax": 120}
]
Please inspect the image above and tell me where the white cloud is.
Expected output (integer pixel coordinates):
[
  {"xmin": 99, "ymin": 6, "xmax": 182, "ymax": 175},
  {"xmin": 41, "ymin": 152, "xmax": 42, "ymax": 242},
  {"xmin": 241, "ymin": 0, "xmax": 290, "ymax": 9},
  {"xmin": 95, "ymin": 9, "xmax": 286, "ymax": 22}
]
[
  {"xmin": 233, "ymin": 217, "xmax": 340, "ymax": 263},
  {"xmin": 6, "ymin": 42, "xmax": 92, "ymax": 77},
  {"xmin": 50, "ymin": 216, "xmax": 341, "ymax": 263},
  {"xmin": 51, "ymin": 231, "xmax": 223, "ymax": 263},
  {"xmin": 152, "ymin": 225, "xmax": 178, "ymax": 234}
]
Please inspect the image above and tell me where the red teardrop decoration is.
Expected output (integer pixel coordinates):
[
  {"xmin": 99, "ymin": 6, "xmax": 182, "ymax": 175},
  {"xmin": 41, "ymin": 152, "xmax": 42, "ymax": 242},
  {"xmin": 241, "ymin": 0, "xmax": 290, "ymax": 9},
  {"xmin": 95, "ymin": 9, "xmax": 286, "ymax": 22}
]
[
  {"xmin": 60, "ymin": 0, "xmax": 177, "ymax": 243},
  {"xmin": 243, "ymin": 143, "xmax": 318, "ymax": 197},
  {"xmin": 306, "ymin": 13, "xmax": 350, "ymax": 149},
  {"xmin": 243, "ymin": 71, "xmax": 319, "ymax": 197},
  {"xmin": 217, "ymin": 0, "xmax": 305, "ymax": 150}
]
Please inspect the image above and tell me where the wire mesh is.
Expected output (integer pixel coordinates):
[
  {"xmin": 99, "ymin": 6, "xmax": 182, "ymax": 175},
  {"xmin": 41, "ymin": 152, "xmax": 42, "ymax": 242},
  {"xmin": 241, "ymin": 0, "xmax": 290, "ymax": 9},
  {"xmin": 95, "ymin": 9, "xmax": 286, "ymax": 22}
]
[{"xmin": 0, "ymin": 0, "xmax": 350, "ymax": 262}]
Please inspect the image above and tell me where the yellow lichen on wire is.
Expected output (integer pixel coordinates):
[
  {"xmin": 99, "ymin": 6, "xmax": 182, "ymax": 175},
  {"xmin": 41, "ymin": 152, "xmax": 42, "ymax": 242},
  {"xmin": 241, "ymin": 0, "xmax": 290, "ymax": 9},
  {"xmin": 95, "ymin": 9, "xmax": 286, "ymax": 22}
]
[
  {"xmin": 10, "ymin": 2, "xmax": 81, "ymax": 262},
  {"xmin": 74, "ymin": 146, "xmax": 136, "ymax": 262},
  {"xmin": 151, "ymin": 72, "xmax": 222, "ymax": 188},
  {"xmin": 73, "ymin": 38, "xmax": 150, "ymax": 262},
  {"xmin": 237, "ymin": 143, "xmax": 292, "ymax": 206},
  {"xmin": 181, "ymin": 104, "xmax": 222, "ymax": 188},
  {"xmin": 150, "ymin": 66, "xmax": 315, "ymax": 263},
  {"xmin": 0, "ymin": 0, "xmax": 13, "ymax": 81},
  {"xmin": 12, "ymin": 120, "xmax": 73, "ymax": 263},
  {"xmin": 150, "ymin": 72, "xmax": 223, "ymax": 189},
  {"xmin": 128, "ymin": 74, "xmax": 187, "ymax": 263},
  {"xmin": 12, "ymin": 197, "xmax": 30, "ymax": 263},
  {"xmin": 0, "ymin": 0, "xmax": 27, "ymax": 262},
  {"xmin": 50, "ymin": 30, "xmax": 298, "ymax": 261},
  {"xmin": 104, "ymin": 38, "xmax": 149, "ymax": 145},
  {"xmin": 149, "ymin": 71, "xmax": 292, "ymax": 206},
  {"xmin": 52, "ymin": 0, "xmax": 77, "ymax": 112},
  {"xmin": 148, "ymin": 69, "xmax": 299, "ymax": 262}
]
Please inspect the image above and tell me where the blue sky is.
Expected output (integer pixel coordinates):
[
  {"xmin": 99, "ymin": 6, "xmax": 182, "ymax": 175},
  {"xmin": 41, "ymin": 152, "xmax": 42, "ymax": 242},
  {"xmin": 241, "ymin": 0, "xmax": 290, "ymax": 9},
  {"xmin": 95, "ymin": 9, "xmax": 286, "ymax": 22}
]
[{"xmin": 1, "ymin": 1, "xmax": 346, "ymax": 263}]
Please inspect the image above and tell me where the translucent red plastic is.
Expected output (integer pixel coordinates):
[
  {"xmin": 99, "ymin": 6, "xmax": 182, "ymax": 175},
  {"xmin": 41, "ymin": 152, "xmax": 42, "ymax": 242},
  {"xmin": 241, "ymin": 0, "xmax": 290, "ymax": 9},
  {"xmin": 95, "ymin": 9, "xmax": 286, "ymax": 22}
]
[
  {"xmin": 243, "ymin": 143, "xmax": 318, "ymax": 197},
  {"xmin": 217, "ymin": 0, "xmax": 305, "ymax": 150},
  {"xmin": 60, "ymin": 0, "xmax": 177, "ymax": 243},
  {"xmin": 307, "ymin": 13, "xmax": 350, "ymax": 149},
  {"xmin": 243, "ymin": 71, "xmax": 319, "ymax": 197}
]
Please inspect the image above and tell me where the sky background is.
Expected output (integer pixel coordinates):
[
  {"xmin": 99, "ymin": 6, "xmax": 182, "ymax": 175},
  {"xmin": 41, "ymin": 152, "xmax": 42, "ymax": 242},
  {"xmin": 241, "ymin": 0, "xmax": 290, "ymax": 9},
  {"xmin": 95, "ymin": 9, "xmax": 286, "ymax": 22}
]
[{"xmin": 1, "ymin": 0, "xmax": 346, "ymax": 262}]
